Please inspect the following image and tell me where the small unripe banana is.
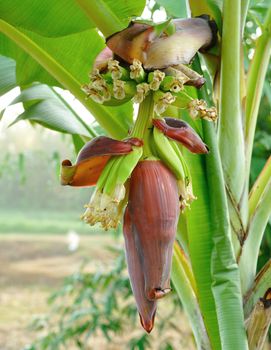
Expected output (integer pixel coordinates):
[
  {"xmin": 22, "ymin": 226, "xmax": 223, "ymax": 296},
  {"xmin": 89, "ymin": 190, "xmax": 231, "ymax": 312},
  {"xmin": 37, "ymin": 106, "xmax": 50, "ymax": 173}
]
[{"xmin": 152, "ymin": 126, "xmax": 185, "ymax": 180}]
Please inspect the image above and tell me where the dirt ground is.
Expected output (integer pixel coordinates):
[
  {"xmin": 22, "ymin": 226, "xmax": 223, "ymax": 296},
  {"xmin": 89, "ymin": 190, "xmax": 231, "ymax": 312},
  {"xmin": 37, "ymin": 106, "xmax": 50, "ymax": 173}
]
[
  {"xmin": 0, "ymin": 234, "xmax": 195, "ymax": 350},
  {"xmin": 0, "ymin": 234, "xmax": 118, "ymax": 350}
]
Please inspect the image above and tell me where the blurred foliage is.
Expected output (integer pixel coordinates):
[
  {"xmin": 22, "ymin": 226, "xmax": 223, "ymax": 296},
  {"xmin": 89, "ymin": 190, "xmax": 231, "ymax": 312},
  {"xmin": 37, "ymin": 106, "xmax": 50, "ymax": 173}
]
[
  {"xmin": 25, "ymin": 248, "xmax": 193, "ymax": 350},
  {"xmin": 0, "ymin": 129, "xmax": 91, "ymax": 213},
  {"xmin": 252, "ymin": 92, "xmax": 271, "ymax": 272},
  {"xmin": 0, "ymin": 210, "xmax": 104, "ymax": 234}
]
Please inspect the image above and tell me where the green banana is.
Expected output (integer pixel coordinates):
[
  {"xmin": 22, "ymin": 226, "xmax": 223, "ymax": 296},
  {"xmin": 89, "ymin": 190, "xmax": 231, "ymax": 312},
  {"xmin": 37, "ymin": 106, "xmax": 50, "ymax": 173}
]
[
  {"xmin": 85, "ymin": 80, "xmax": 137, "ymax": 106},
  {"xmin": 148, "ymin": 70, "xmax": 165, "ymax": 91},
  {"xmin": 106, "ymin": 59, "xmax": 130, "ymax": 81},
  {"xmin": 169, "ymin": 139, "xmax": 191, "ymax": 181},
  {"xmin": 153, "ymin": 88, "xmax": 195, "ymax": 110},
  {"xmin": 152, "ymin": 126, "xmax": 185, "ymax": 180},
  {"xmin": 129, "ymin": 59, "xmax": 146, "ymax": 83},
  {"xmin": 160, "ymin": 76, "xmax": 184, "ymax": 93},
  {"xmin": 96, "ymin": 156, "xmax": 121, "ymax": 191},
  {"xmin": 102, "ymin": 146, "xmax": 143, "ymax": 197}
]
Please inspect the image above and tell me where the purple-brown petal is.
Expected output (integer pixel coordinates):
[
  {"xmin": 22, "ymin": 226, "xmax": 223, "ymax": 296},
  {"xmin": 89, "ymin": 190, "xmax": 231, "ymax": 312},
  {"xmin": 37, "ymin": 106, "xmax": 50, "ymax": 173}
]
[
  {"xmin": 127, "ymin": 160, "xmax": 179, "ymax": 301},
  {"xmin": 76, "ymin": 136, "xmax": 137, "ymax": 163},
  {"xmin": 61, "ymin": 136, "xmax": 142, "ymax": 187},
  {"xmin": 123, "ymin": 207, "xmax": 157, "ymax": 333},
  {"xmin": 93, "ymin": 46, "xmax": 114, "ymax": 72},
  {"xmin": 106, "ymin": 22, "xmax": 153, "ymax": 65},
  {"xmin": 153, "ymin": 118, "xmax": 209, "ymax": 154},
  {"xmin": 106, "ymin": 18, "xmax": 217, "ymax": 69}
]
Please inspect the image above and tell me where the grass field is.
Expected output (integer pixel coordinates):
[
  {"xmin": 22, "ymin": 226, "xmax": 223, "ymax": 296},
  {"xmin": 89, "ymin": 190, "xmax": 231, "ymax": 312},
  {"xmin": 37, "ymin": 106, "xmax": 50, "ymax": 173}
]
[{"xmin": 0, "ymin": 210, "xmax": 108, "ymax": 234}]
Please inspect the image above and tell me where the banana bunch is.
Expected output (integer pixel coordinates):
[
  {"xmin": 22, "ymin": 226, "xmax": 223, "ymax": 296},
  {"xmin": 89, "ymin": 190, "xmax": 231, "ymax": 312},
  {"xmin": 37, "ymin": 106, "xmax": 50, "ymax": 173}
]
[
  {"xmin": 82, "ymin": 145, "xmax": 143, "ymax": 230},
  {"xmin": 83, "ymin": 58, "xmax": 211, "ymax": 110},
  {"xmin": 152, "ymin": 126, "xmax": 186, "ymax": 181},
  {"xmin": 82, "ymin": 62, "xmax": 137, "ymax": 106}
]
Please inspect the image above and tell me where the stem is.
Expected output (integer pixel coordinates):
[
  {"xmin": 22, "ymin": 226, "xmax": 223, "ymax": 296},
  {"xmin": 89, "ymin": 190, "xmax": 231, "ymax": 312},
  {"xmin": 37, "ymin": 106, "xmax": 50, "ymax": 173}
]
[
  {"xmin": 76, "ymin": 0, "xmax": 123, "ymax": 37},
  {"xmin": 241, "ymin": 0, "xmax": 250, "ymax": 36},
  {"xmin": 131, "ymin": 93, "xmax": 154, "ymax": 158},
  {"xmin": 244, "ymin": 260, "xmax": 271, "ymax": 319},
  {"xmin": 245, "ymin": 8, "xmax": 271, "ymax": 179},
  {"xmin": 248, "ymin": 157, "xmax": 271, "ymax": 219},
  {"xmin": 194, "ymin": 57, "xmax": 249, "ymax": 350},
  {"xmin": 0, "ymin": 19, "xmax": 127, "ymax": 139},
  {"xmin": 218, "ymin": 0, "xmax": 246, "ymax": 211},
  {"xmin": 204, "ymin": 120, "xmax": 249, "ymax": 350},
  {"xmin": 239, "ymin": 161, "xmax": 271, "ymax": 294},
  {"xmin": 176, "ymin": 213, "xmax": 190, "ymax": 256},
  {"xmin": 246, "ymin": 299, "xmax": 271, "ymax": 350}
]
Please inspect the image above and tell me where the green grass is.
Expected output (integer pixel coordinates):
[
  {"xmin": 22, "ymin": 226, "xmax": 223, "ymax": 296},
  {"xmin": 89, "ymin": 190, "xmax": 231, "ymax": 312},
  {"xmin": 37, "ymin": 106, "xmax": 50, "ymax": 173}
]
[{"xmin": 0, "ymin": 209, "xmax": 107, "ymax": 234}]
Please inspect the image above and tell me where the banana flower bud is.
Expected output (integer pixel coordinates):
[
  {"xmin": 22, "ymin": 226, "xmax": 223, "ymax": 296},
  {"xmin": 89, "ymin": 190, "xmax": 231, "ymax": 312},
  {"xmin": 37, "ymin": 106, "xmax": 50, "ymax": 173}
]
[
  {"xmin": 153, "ymin": 117, "xmax": 209, "ymax": 154},
  {"xmin": 61, "ymin": 136, "xmax": 143, "ymax": 230},
  {"xmin": 123, "ymin": 160, "xmax": 180, "ymax": 332},
  {"xmin": 123, "ymin": 208, "xmax": 157, "ymax": 333}
]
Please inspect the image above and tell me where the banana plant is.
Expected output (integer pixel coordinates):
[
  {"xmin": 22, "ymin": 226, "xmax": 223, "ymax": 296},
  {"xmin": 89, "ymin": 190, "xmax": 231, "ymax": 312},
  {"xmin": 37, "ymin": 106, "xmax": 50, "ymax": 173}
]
[{"xmin": 0, "ymin": 1, "xmax": 270, "ymax": 349}]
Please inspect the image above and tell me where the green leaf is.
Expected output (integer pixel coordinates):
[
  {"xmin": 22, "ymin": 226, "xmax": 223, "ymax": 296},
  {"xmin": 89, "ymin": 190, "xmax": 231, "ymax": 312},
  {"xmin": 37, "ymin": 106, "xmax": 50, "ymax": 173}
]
[
  {"xmin": 218, "ymin": 0, "xmax": 246, "ymax": 216},
  {"xmin": 0, "ymin": 28, "xmax": 104, "ymax": 87},
  {"xmin": 0, "ymin": 20, "xmax": 131, "ymax": 138},
  {"xmin": 155, "ymin": 0, "xmax": 187, "ymax": 18},
  {"xmin": 239, "ymin": 157, "xmax": 271, "ymax": 294},
  {"xmin": 245, "ymin": 8, "xmax": 271, "ymax": 182},
  {"xmin": 153, "ymin": 19, "xmax": 175, "ymax": 37},
  {"xmin": 76, "ymin": 0, "xmax": 146, "ymax": 37},
  {"xmin": 0, "ymin": 0, "xmax": 145, "ymax": 37},
  {"xmin": 180, "ymin": 57, "xmax": 249, "ymax": 349},
  {"xmin": 193, "ymin": 58, "xmax": 248, "ymax": 350},
  {"xmin": 72, "ymin": 135, "xmax": 88, "ymax": 155},
  {"xmin": 0, "ymin": 0, "xmax": 92, "ymax": 37},
  {"xmin": 0, "ymin": 54, "xmax": 16, "ymax": 95},
  {"xmin": 188, "ymin": 0, "xmax": 222, "ymax": 31},
  {"xmin": 171, "ymin": 243, "xmax": 211, "ymax": 349},
  {"xmin": 7, "ymin": 84, "xmax": 94, "ymax": 136},
  {"xmin": 203, "ymin": 121, "xmax": 248, "ymax": 350},
  {"xmin": 184, "ymin": 148, "xmax": 221, "ymax": 350},
  {"xmin": 172, "ymin": 96, "xmax": 222, "ymax": 350}
]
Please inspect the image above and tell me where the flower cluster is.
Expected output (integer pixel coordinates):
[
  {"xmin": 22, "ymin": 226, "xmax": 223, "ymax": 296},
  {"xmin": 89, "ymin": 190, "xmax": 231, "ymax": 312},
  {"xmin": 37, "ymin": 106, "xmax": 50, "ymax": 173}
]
[
  {"xmin": 188, "ymin": 99, "xmax": 217, "ymax": 121},
  {"xmin": 62, "ymin": 15, "xmax": 217, "ymax": 332}
]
